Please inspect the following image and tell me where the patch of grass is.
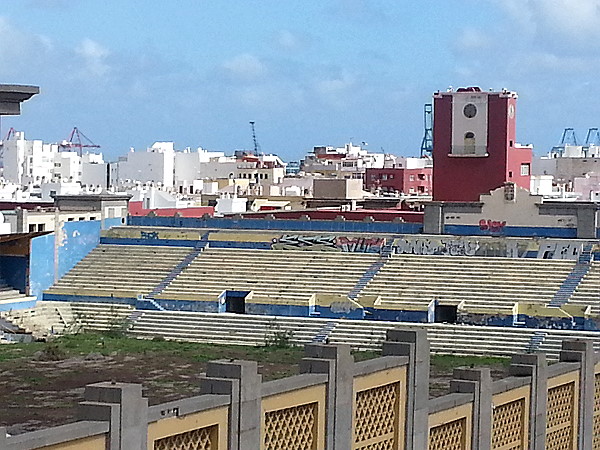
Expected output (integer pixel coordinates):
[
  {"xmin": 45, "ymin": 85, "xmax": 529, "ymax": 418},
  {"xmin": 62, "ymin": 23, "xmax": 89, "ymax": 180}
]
[
  {"xmin": 0, "ymin": 342, "xmax": 45, "ymax": 362},
  {"xmin": 431, "ymin": 354, "xmax": 510, "ymax": 371}
]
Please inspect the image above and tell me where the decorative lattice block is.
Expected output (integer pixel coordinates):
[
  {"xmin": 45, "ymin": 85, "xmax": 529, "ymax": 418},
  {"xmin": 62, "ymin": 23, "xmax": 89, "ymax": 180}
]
[
  {"xmin": 491, "ymin": 398, "xmax": 525, "ymax": 450},
  {"xmin": 154, "ymin": 425, "xmax": 215, "ymax": 450},
  {"xmin": 429, "ymin": 418, "xmax": 466, "ymax": 450},
  {"xmin": 264, "ymin": 402, "xmax": 317, "ymax": 450}
]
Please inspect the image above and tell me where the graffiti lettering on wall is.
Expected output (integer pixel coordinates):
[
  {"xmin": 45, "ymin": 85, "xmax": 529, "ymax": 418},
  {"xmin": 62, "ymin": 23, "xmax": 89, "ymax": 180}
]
[
  {"xmin": 479, "ymin": 219, "xmax": 507, "ymax": 233},
  {"xmin": 271, "ymin": 235, "xmax": 385, "ymax": 253},
  {"xmin": 140, "ymin": 231, "xmax": 159, "ymax": 240},
  {"xmin": 393, "ymin": 237, "xmax": 480, "ymax": 256},
  {"xmin": 272, "ymin": 235, "xmax": 338, "ymax": 251},
  {"xmin": 537, "ymin": 241, "xmax": 583, "ymax": 260}
]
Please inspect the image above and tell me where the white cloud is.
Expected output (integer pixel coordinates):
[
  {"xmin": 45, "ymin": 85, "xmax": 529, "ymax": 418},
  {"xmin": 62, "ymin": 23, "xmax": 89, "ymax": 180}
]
[
  {"xmin": 75, "ymin": 38, "xmax": 111, "ymax": 78},
  {"xmin": 495, "ymin": 0, "xmax": 600, "ymax": 46},
  {"xmin": 222, "ymin": 53, "xmax": 266, "ymax": 80},
  {"xmin": 277, "ymin": 30, "xmax": 300, "ymax": 50},
  {"xmin": 0, "ymin": 16, "xmax": 54, "ymax": 77},
  {"xmin": 455, "ymin": 28, "xmax": 492, "ymax": 52},
  {"xmin": 314, "ymin": 71, "xmax": 357, "ymax": 107}
]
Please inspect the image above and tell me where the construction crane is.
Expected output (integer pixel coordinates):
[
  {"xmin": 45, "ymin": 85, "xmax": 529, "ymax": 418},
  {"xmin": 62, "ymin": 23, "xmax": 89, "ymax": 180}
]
[
  {"xmin": 59, "ymin": 127, "xmax": 100, "ymax": 156},
  {"xmin": 420, "ymin": 103, "xmax": 433, "ymax": 157},
  {"xmin": 249, "ymin": 121, "xmax": 261, "ymax": 155},
  {"xmin": 559, "ymin": 127, "xmax": 578, "ymax": 146},
  {"xmin": 0, "ymin": 127, "xmax": 16, "ymax": 161},
  {"xmin": 585, "ymin": 128, "xmax": 600, "ymax": 146}
]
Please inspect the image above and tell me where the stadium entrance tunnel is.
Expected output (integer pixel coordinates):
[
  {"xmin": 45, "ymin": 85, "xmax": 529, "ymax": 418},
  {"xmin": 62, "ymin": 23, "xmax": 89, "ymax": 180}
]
[
  {"xmin": 435, "ymin": 304, "xmax": 458, "ymax": 324},
  {"xmin": 219, "ymin": 290, "xmax": 251, "ymax": 314}
]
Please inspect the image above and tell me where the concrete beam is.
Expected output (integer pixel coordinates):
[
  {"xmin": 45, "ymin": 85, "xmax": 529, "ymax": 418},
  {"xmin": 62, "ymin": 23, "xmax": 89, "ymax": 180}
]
[{"xmin": 0, "ymin": 84, "xmax": 39, "ymax": 115}]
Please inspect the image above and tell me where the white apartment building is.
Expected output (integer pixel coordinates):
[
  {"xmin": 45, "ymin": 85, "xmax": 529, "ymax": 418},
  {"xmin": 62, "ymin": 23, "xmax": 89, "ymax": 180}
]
[
  {"xmin": 113, "ymin": 142, "xmax": 175, "ymax": 188},
  {"xmin": 301, "ymin": 142, "xmax": 386, "ymax": 179},
  {"xmin": 2, "ymin": 131, "xmax": 59, "ymax": 185}
]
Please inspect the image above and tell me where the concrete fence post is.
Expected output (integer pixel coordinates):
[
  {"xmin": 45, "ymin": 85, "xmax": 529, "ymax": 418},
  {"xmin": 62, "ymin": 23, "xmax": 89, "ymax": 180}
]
[
  {"xmin": 509, "ymin": 353, "xmax": 547, "ymax": 450},
  {"xmin": 200, "ymin": 360, "xmax": 261, "ymax": 450},
  {"xmin": 560, "ymin": 339, "xmax": 595, "ymax": 450},
  {"xmin": 450, "ymin": 368, "xmax": 492, "ymax": 450},
  {"xmin": 300, "ymin": 343, "xmax": 353, "ymax": 450},
  {"xmin": 78, "ymin": 382, "xmax": 148, "ymax": 450},
  {"xmin": 381, "ymin": 328, "xmax": 429, "ymax": 450}
]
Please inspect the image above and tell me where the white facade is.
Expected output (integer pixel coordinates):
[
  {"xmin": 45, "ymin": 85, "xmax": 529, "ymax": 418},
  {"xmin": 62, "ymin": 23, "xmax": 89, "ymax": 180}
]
[
  {"xmin": 2, "ymin": 132, "xmax": 59, "ymax": 185},
  {"xmin": 114, "ymin": 142, "xmax": 175, "ymax": 188}
]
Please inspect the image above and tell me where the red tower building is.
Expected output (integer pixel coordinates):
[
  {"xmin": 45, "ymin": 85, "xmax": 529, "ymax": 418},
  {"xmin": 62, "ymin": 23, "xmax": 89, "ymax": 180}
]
[{"xmin": 432, "ymin": 87, "xmax": 532, "ymax": 202}]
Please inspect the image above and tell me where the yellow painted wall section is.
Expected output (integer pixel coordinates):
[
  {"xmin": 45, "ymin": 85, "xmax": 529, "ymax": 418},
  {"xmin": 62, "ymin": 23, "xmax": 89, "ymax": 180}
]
[
  {"xmin": 103, "ymin": 227, "xmax": 203, "ymax": 241},
  {"xmin": 546, "ymin": 371, "xmax": 579, "ymax": 450},
  {"xmin": 147, "ymin": 406, "xmax": 229, "ymax": 450},
  {"xmin": 352, "ymin": 366, "xmax": 407, "ymax": 449},
  {"xmin": 40, "ymin": 435, "xmax": 107, "ymax": 450},
  {"xmin": 261, "ymin": 384, "xmax": 327, "ymax": 450},
  {"xmin": 491, "ymin": 385, "xmax": 531, "ymax": 449},
  {"xmin": 210, "ymin": 231, "xmax": 278, "ymax": 243},
  {"xmin": 428, "ymin": 402, "xmax": 473, "ymax": 450}
]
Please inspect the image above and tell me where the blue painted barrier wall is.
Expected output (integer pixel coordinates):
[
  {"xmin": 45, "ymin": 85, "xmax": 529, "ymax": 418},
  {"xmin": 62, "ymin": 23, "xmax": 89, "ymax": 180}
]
[
  {"xmin": 30, "ymin": 218, "xmax": 122, "ymax": 300},
  {"xmin": 129, "ymin": 216, "xmax": 423, "ymax": 234}
]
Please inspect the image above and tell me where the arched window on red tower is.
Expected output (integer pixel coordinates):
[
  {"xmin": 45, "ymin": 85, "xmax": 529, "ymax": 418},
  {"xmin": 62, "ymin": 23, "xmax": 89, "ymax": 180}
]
[{"xmin": 464, "ymin": 132, "xmax": 476, "ymax": 155}]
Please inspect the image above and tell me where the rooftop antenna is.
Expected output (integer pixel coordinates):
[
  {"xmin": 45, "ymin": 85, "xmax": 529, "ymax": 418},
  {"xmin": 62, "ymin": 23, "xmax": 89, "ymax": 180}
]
[{"xmin": 249, "ymin": 121, "xmax": 259, "ymax": 155}]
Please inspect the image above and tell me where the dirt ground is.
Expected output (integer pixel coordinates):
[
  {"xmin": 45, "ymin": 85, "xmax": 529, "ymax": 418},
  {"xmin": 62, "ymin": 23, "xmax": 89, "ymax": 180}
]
[{"xmin": 0, "ymin": 333, "xmax": 509, "ymax": 435}]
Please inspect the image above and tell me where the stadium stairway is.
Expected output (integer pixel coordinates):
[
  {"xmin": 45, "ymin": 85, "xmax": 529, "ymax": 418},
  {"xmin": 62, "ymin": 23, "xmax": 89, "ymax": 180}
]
[
  {"xmin": 347, "ymin": 243, "xmax": 394, "ymax": 300},
  {"xmin": 31, "ymin": 302, "xmax": 600, "ymax": 361},
  {"xmin": 547, "ymin": 242, "xmax": 594, "ymax": 308},
  {"xmin": 142, "ymin": 237, "xmax": 210, "ymax": 307},
  {"xmin": 312, "ymin": 320, "xmax": 338, "ymax": 343}
]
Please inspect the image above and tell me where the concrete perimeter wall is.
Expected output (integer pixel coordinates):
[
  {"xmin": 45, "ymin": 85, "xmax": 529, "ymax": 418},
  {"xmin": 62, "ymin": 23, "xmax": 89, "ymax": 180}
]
[{"xmin": 2, "ymin": 330, "xmax": 599, "ymax": 449}]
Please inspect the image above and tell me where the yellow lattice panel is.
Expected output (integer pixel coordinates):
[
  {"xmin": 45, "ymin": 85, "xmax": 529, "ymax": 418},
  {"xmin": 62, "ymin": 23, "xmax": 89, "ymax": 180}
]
[
  {"xmin": 355, "ymin": 439, "xmax": 395, "ymax": 450},
  {"xmin": 593, "ymin": 374, "xmax": 600, "ymax": 450},
  {"xmin": 428, "ymin": 418, "xmax": 466, "ymax": 450},
  {"xmin": 264, "ymin": 402, "xmax": 317, "ymax": 450},
  {"xmin": 546, "ymin": 382, "xmax": 575, "ymax": 450},
  {"xmin": 354, "ymin": 381, "xmax": 399, "ymax": 448},
  {"xmin": 153, "ymin": 425, "xmax": 216, "ymax": 450},
  {"xmin": 492, "ymin": 398, "xmax": 525, "ymax": 450}
]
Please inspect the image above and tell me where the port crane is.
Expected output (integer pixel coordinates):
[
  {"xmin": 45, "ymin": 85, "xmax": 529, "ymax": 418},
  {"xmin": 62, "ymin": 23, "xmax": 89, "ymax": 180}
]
[{"xmin": 59, "ymin": 127, "xmax": 100, "ymax": 156}]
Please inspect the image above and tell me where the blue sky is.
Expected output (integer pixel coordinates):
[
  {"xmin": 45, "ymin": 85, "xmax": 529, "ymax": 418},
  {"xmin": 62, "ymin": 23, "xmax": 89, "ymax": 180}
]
[{"xmin": 1, "ymin": 0, "xmax": 600, "ymax": 161}]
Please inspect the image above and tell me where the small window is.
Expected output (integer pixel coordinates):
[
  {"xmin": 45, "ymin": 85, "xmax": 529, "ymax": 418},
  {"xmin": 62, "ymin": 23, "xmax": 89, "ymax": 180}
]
[
  {"xmin": 67, "ymin": 217, "xmax": 74, "ymax": 222},
  {"xmin": 504, "ymin": 183, "xmax": 515, "ymax": 201},
  {"xmin": 90, "ymin": 216, "xmax": 96, "ymax": 221},
  {"xmin": 389, "ymin": 174, "xmax": 394, "ymax": 179},
  {"xmin": 409, "ymin": 175, "xmax": 415, "ymax": 181},
  {"xmin": 382, "ymin": 174, "xmax": 388, "ymax": 181},
  {"xmin": 28, "ymin": 224, "xmax": 36, "ymax": 232},
  {"xmin": 508, "ymin": 171, "xmax": 513, "ymax": 178},
  {"xmin": 520, "ymin": 163, "xmax": 530, "ymax": 176},
  {"xmin": 79, "ymin": 217, "xmax": 85, "ymax": 221},
  {"xmin": 37, "ymin": 223, "xmax": 45, "ymax": 232}
]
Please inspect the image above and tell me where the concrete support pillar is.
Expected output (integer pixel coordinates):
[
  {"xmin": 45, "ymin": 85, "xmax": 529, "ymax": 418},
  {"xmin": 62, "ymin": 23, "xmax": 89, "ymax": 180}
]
[
  {"xmin": 560, "ymin": 339, "xmax": 595, "ymax": 450},
  {"xmin": 423, "ymin": 203, "xmax": 444, "ymax": 235},
  {"xmin": 450, "ymin": 368, "xmax": 492, "ymax": 450},
  {"xmin": 576, "ymin": 207, "xmax": 598, "ymax": 239},
  {"xmin": 300, "ymin": 344, "xmax": 354, "ymax": 450},
  {"xmin": 0, "ymin": 427, "xmax": 7, "ymax": 448},
  {"xmin": 509, "ymin": 353, "xmax": 547, "ymax": 449},
  {"xmin": 78, "ymin": 382, "xmax": 148, "ymax": 450},
  {"xmin": 200, "ymin": 360, "xmax": 261, "ymax": 450},
  {"xmin": 381, "ymin": 328, "xmax": 429, "ymax": 450},
  {"xmin": 16, "ymin": 208, "xmax": 27, "ymax": 233}
]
